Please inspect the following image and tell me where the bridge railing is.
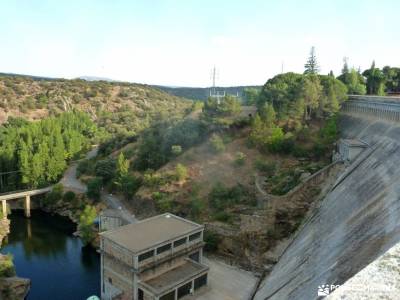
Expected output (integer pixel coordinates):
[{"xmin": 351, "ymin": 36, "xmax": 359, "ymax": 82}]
[
  {"xmin": 0, "ymin": 186, "xmax": 52, "ymax": 201},
  {"xmin": 348, "ymin": 95, "xmax": 400, "ymax": 103}
]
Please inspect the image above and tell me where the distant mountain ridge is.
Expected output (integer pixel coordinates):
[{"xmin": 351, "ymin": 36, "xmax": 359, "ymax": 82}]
[{"xmin": 77, "ymin": 76, "xmax": 115, "ymax": 82}]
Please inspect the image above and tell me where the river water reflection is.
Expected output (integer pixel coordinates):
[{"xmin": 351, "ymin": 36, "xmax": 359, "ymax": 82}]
[{"xmin": 1, "ymin": 210, "xmax": 100, "ymax": 300}]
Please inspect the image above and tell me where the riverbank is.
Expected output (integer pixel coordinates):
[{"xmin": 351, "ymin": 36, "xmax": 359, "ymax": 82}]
[{"xmin": 0, "ymin": 217, "xmax": 30, "ymax": 299}]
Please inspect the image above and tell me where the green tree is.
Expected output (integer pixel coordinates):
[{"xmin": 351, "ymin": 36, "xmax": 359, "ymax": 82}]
[
  {"xmin": 301, "ymin": 75, "xmax": 322, "ymax": 119},
  {"xmin": 95, "ymin": 158, "xmax": 116, "ymax": 182},
  {"xmin": 116, "ymin": 152, "xmax": 129, "ymax": 180},
  {"xmin": 17, "ymin": 140, "xmax": 31, "ymax": 186},
  {"xmin": 47, "ymin": 133, "xmax": 67, "ymax": 182},
  {"xmin": 243, "ymin": 88, "xmax": 260, "ymax": 105},
  {"xmin": 120, "ymin": 175, "xmax": 141, "ymax": 200},
  {"xmin": 86, "ymin": 177, "xmax": 102, "ymax": 201},
  {"xmin": 259, "ymin": 103, "xmax": 276, "ymax": 126},
  {"xmin": 304, "ymin": 46, "xmax": 319, "ymax": 75},
  {"xmin": 382, "ymin": 66, "xmax": 400, "ymax": 93},
  {"xmin": 78, "ymin": 205, "xmax": 97, "ymax": 246},
  {"xmin": 31, "ymin": 153, "xmax": 44, "ymax": 187},
  {"xmin": 363, "ymin": 61, "xmax": 386, "ymax": 95},
  {"xmin": 319, "ymin": 75, "xmax": 348, "ymax": 116},
  {"xmin": 347, "ymin": 69, "xmax": 366, "ymax": 95}
]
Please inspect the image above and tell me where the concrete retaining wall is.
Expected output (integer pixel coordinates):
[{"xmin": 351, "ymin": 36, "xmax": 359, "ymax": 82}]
[{"xmin": 254, "ymin": 97, "xmax": 400, "ymax": 300}]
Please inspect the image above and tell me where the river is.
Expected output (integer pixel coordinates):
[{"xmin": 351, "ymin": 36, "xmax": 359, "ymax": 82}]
[{"xmin": 1, "ymin": 210, "xmax": 100, "ymax": 300}]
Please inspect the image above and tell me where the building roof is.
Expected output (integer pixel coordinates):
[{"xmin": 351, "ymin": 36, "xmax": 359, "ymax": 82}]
[
  {"xmin": 341, "ymin": 139, "xmax": 369, "ymax": 147},
  {"xmin": 100, "ymin": 213, "xmax": 203, "ymax": 254},
  {"xmin": 140, "ymin": 259, "xmax": 209, "ymax": 296},
  {"xmin": 100, "ymin": 209, "xmax": 124, "ymax": 218}
]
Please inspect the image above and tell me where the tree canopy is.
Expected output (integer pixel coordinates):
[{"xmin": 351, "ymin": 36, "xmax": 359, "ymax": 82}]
[
  {"xmin": 0, "ymin": 112, "xmax": 96, "ymax": 192},
  {"xmin": 258, "ymin": 72, "xmax": 347, "ymax": 127}
]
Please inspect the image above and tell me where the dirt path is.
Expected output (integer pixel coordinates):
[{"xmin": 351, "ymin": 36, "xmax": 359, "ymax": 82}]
[{"xmin": 61, "ymin": 147, "xmax": 136, "ymax": 223}]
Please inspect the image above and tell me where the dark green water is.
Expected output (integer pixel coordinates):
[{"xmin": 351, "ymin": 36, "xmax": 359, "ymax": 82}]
[{"xmin": 1, "ymin": 210, "xmax": 100, "ymax": 300}]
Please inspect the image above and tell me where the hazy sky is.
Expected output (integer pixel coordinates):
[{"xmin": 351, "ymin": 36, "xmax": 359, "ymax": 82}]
[{"xmin": 0, "ymin": 0, "xmax": 399, "ymax": 87}]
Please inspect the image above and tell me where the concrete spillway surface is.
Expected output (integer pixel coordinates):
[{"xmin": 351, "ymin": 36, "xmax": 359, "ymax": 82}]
[{"xmin": 254, "ymin": 112, "xmax": 400, "ymax": 299}]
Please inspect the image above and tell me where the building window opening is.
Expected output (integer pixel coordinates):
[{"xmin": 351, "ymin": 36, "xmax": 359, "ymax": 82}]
[
  {"xmin": 189, "ymin": 232, "xmax": 201, "ymax": 242},
  {"xmin": 189, "ymin": 251, "xmax": 200, "ymax": 262},
  {"xmin": 194, "ymin": 274, "xmax": 207, "ymax": 290},
  {"xmin": 173, "ymin": 237, "xmax": 187, "ymax": 248},
  {"xmin": 160, "ymin": 290, "xmax": 175, "ymax": 300},
  {"xmin": 138, "ymin": 249, "xmax": 155, "ymax": 262},
  {"xmin": 178, "ymin": 282, "xmax": 192, "ymax": 299},
  {"xmin": 157, "ymin": 243, "xmax": 172, "ymax": 255},
  {"xmin": 138, "ymin": 288, "xmax": 144, "ymax": 300}
]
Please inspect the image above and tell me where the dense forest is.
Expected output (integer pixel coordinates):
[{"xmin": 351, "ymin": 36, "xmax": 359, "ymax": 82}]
[
  {"xmin": 0, "ymin": 112, "xmax": 96, "ymax": 192},
  {"xmin": 337, "ymin": 58, "xmax": 400, "ymax": 96}
]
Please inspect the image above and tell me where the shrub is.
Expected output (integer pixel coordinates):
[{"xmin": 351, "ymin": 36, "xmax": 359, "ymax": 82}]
[
  {"xmin": 204, "ymin": 231, "xmax": 220, "ymax": 252},
  {"xmin": 209, "ymin": 183, "xmax": 254, "ymax": 210},
  {"xmin": 143, "ymin": 171, "xmax": 165, "ymax": 187},
  {"xmin": 152, "ymin": 192, "xmax": 173, "ymax": 212},
  {"xmin": 77, "ymin": 159, "xmax": 95, "ymax": 177},
  {"xmin": 86, "ymin": 177, "xmax": 102, "ymax": 201},
  {"xmin": 78, "ymin": 205, "xmax": 97, "ymax": 246},
  {"xmin": 175, "ymin": 163, "xmax": 188, "ymax": 182},
  {"xmin": 189, "ymin": 197, "xmax": 205, "ymax": 219},
  {"xmin": 213, "ymin": 211, "xmax": 233, "ymax": 223},
  {"xmin": 266, "ymin": 127, "xmax": 285, "ymax": 152},
  {"xmin": 63, "ymin": 191, "xmax": 76, "ymax": 203},
  {"xmin": 94, "ymin": 158, "xmax": 116, "ymax": 182},
  {"xmin": 292, "ymin": 145, "xmax": 309, "ymax": 158},
  {"xmin": 0, "ymin": 254, "xmax": 15, "ymax": 277},
  {"xmin": 254, "ymin": 160, "xmax": 277, "ymax": 177},
  {"xmin": 120, "ymin": 175, "xmax": 142, "ymax": 200},
  {"xmin": 210, "ymin": 134, "xmax": 225, "ymax": 153},
  {"xmin": 171, "ymin": 145, "xmax": 182, "ymax": 156},
  {"xmin": 44, "ymin": 184, "xmax": 64, "ymax": 206},
  {"xmin": 234, "ymin": 152, "xmax": 246, "ymax": 166}
]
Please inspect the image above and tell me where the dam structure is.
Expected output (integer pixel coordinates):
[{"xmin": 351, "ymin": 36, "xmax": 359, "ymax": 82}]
[{"xmin": 254, "ymin": 95, "xmax": 400, "ymax": 300}]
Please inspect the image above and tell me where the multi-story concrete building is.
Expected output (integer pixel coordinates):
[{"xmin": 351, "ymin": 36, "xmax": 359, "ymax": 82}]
[{"xmin": 100, "ymin": 213, "xmax": 209, "ymax": 300}]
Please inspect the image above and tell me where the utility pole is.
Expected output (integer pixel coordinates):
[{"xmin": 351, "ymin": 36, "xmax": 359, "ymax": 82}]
[{"xmin": 212, "ymin": 66, "xmax": 216, "ymax": 95}]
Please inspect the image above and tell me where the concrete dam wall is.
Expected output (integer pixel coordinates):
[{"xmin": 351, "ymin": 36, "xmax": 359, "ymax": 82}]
[{"xmin": 254, "ymin": 96, "xmax": 400, "ymax": 300}]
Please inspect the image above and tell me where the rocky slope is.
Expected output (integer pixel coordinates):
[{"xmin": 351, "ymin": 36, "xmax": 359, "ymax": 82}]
[{"xmin": 0, "ymin": 74, "xmax": 191, "ymax": 135}]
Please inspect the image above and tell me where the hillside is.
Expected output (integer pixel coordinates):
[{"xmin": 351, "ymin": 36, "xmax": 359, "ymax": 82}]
[
  {"xmin": 0, "ymin": 74, "xmax": 191, "ymax": 136},
  {"xmin": 74, "ymin": 71, "xmax": 346, "ymax": 270}
]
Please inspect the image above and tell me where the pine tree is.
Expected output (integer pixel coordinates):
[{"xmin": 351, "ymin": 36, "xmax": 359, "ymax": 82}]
[
  {"xmin": 47, "ymin": 133, "xmax": 66, "ymax": 181},
  {"xmin": 116, "ymin": 152, "xmax": 129, "ymax": 179},
  {"xmin": 341, "ymin": 57, "xmax": 349, "ymax": 75},
  {"xmin": 31, "ymin": 153, "xmax": 44, "ymax": 187},
  {"xmin": 301, "ymin": 75, "xmax": 322, "ymax": 119},
  {"xmin": 18, "ymin": 140, "xmax": 31, "ymax": 186},
  {"xmin": 260, "ymin": 103, "xmax": 276, "ymax": 126},
  {"xmin": 304, "ymin": 46, "xmax": 320, "ymax": 75}
]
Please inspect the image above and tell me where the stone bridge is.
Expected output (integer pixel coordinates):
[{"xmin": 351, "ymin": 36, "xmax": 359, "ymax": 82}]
[
  {"xmin": 253, "ymin": 95, "xmax": 400, "ymax": 300},
  {"xmin": 0, "ymin": 187, "xmax": 52, "ymax": 218}
]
